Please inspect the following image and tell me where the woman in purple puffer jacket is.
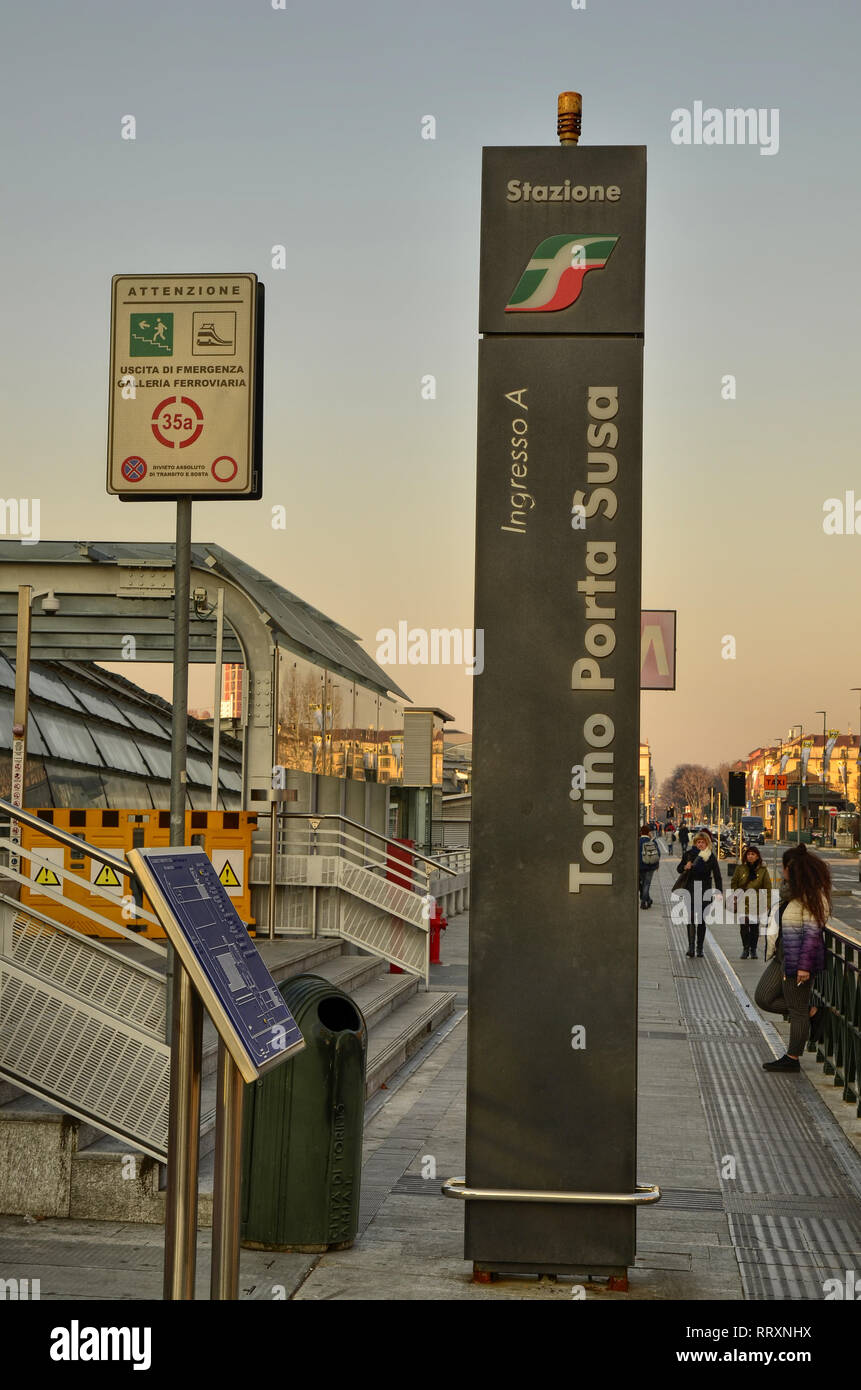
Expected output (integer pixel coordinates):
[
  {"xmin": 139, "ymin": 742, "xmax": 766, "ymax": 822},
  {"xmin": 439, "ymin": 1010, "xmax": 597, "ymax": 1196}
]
[{"xmin": 754, "ymin": 843, "xmax": 830, "ymax": 1073}]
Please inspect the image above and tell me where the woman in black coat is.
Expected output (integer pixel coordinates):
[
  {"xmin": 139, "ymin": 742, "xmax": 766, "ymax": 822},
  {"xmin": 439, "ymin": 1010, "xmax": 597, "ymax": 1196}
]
[{"xmin": 678, "ymin": 828, "xmax": 723, "ymax": 958}]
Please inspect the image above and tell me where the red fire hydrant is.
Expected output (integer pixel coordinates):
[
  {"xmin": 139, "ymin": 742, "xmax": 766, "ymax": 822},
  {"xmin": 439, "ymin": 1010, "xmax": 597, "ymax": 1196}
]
[{"xmin": 429, "ymin": 903, "xmax": 448, "ymax": 965}]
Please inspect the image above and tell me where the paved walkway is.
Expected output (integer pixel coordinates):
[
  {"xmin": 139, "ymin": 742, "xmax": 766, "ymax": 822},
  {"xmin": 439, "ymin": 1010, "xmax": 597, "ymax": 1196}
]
[{"xmin": 1, "ymin": 856, "xmax": 859, "ymax": 1300}]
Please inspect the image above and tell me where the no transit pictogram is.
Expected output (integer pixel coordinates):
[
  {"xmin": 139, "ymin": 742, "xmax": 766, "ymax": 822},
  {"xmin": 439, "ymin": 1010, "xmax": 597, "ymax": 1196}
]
[
  {"xmin": 151, "ymin": 396, "xmax": 204, "ymax": 448},
  {"xmin": 121, "ymin": 456, "xmax": 147, "ymax": 482},
  {"xmin": 211, "ymin": 455, "xmax": 238, "ymax": 482}
]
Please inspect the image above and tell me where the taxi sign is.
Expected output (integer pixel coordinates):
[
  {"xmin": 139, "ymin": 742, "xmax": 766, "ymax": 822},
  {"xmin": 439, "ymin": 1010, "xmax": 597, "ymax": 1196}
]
[
  {"xmin": 108, "ymin": 273, "xmax": 262, "ymax": 499},
  {"xmin": 763, "ymin": 774, "xmax": 788, "ymax": 791}
]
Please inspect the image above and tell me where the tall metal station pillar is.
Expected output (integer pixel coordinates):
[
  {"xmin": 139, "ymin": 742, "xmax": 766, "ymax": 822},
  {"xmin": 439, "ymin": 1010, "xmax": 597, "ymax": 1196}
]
[{"xmin": 459, "ymin": 96, "xmax": 654, "ymax": 1280}]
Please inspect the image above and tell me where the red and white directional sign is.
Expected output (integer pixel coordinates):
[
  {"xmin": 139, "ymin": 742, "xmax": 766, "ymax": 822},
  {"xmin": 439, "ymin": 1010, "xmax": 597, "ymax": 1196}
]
[
  {"xmin": 107, "ymin": 273, "xmax": 258, "ymax": 498},
  {"xmin": 640, "ymin": 611, "xmax": 676, "ymax": 690}
]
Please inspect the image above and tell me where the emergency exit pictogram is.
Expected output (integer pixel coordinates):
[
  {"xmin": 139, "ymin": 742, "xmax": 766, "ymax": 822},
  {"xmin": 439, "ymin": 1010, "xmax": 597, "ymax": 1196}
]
[{"xmin": 151, "ymin": 395, "xmax": 204, "ymax": 448}]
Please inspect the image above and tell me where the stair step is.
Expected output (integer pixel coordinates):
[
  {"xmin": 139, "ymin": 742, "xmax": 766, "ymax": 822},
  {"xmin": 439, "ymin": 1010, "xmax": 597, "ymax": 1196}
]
[
  {"xmin": 301, "ymin": 951, "xmax": 388, "ymax": 996},
  {"xmin": 349, "ymin": 971, "xmax": 419, "ymax": 1028},
  {"xmin": 365, "ymin": 991, "xmax": 457, "ymax": 1097},
  {"xmin": 254, "ymin": 936, "xmax": 345, "ymax": 983},
  {"xmin": 0, "ymin": 1078, "xmax": 26, "ymax": 1107}
]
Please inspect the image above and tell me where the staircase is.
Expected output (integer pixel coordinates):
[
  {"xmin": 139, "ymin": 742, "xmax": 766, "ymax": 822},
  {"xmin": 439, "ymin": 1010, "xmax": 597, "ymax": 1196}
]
[
  {"xmin": 0, "ymin": 802, "xmax": 463, "ymax": 1224},
  {"xmin": 0, "ymin": 904, "xmax": 456, "ymax": 1224}
]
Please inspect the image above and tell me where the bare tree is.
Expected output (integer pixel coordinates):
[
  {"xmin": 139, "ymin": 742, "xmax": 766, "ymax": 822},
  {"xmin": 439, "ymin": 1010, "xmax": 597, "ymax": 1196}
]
[{"xmin": 660, "ymin": 764, "xmax": 714, "ymax": 820}]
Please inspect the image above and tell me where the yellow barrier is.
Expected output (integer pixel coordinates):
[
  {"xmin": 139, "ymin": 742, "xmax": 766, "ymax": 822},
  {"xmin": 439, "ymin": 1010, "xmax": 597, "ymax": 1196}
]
[{"xmin": 20, "ymin": 808, "xmax": 258, "ymax": 939}]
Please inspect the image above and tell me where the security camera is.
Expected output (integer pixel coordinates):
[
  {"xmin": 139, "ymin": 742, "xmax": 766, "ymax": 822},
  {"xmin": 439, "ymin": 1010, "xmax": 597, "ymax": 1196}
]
[{"xmin": 41, "ymin": 591, "xmax": 60, "ymax": 615}]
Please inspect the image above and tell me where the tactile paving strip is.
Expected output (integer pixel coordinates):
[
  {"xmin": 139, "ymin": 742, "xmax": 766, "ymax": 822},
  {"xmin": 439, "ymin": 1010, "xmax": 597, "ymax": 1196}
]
[{"xmin": 657, "ymin": 870, "xmax": 861, "ymax": 1299}]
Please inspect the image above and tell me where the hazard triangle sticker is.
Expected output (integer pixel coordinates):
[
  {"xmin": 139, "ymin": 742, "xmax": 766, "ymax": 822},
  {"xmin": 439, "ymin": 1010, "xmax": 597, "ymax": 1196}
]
[
  {"xmin": 219, "ymin": 861, "xmax": 241, "ymax": 889},
  {"xmin": 34, "ymin": 865, "xmax": 61, "ymax": 887},
  {"xmin": 93, "ymin": 863, "xmax": 123, "ymax": 889}
]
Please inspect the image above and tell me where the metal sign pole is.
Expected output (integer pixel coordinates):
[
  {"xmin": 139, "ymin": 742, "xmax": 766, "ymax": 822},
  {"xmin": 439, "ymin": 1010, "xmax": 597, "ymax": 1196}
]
[
  {"xmin": 210, "ymin": 1040, "xmax": 245, "ymax": 1300},
  {"xmin": 10, "ymin": 585, "xmax": 32, "ymax": 872},
  {"xmin": 163, "ymin": 497, "xmax": 204, "ymax": 1301}
]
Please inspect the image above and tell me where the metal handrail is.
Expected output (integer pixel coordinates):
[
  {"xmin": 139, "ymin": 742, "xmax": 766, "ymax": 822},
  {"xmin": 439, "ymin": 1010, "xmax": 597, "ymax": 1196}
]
[
  {"xmin": 0, "ymin": 889, "xmax": 166, "ymax": 979},
  {"xmin": 0, "ymin": 797, "xmax": 166, "ymax": 956},
  {"xmin": 0, "ymin": 798, "xmax": 128, "ymax": 874},
  {"xmin": 0, "ymin": 838, "xmax": 162, "ymax": 928},
  {"xmin": 825, "ymin": 912, "xmax": 861, "ymax": 951},
  {"xmin": 278, "ymin": 821, "xmax": 432, "ymax": 897},
  {"xmin": 0, "ymin": 840, "xmax": 166, "ymax": 955},
  {"xmin": 441, "ymin": 1178, "xmax": 661, "ymax": 1205},
  {"xmin": 809, "ymin": 912, "xmax": 861, "ymax": 1116},
  {"xmin": 277, "ymin": 812, "xmax": 458, "ymax": 876}
]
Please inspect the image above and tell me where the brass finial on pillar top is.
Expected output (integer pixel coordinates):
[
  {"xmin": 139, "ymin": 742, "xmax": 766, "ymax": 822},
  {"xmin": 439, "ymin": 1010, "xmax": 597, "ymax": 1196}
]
[{"xmin": 558, "ymin": 91, "xmax": 582, "ymax": 145}]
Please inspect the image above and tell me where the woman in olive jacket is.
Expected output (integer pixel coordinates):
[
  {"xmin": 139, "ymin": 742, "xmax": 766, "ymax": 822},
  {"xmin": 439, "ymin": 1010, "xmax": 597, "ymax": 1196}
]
[
  {"xmin": 730, "ymin": 846, "xmax": 772, "ymax": 960},
  {"xmin": 678, "ymin": 828, "xmax": 723, "ymax": 958}
]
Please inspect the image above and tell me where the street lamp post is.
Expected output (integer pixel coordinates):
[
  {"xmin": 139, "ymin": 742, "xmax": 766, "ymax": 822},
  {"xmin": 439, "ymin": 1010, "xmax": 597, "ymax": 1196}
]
[
  {"xmin": 790, "ymin": 723, "xmax": 804, "ymax": 843},
  {"xmin": 772, "ymin": 735, "xmax": 784, "ymax": 852},
  {"xmin": 815, "ymin": 711, "xmax": 827, "ymax": 842},
  {"xmin": 850, "ymin": 689, "xmax": 861, "ymax": 825}
]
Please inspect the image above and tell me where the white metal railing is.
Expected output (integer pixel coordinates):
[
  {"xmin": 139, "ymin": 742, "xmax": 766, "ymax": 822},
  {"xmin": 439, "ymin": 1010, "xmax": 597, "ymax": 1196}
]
[
  {"xmin": 272, "ymin": 814, "xmax": 460, "ymax": 897},
  {"xmin": 430, "ymin": 848, "xmax": 471, "ymax": 874},
  {"xmin": 0, "ymin": 837, "xmax": 166, "ymax": 950},
  {"xmin": 248, "ymin": 813, "xmax": 470, "ymax": 983},
  {"xmin": 0, "ymin": 799, "xmax": 169, "ymax": 1160}
]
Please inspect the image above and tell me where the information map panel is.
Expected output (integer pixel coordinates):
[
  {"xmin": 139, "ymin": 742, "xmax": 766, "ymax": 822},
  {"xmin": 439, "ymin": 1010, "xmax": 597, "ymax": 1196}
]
[{"xmin": 129, "ymin": 847, "xmax": 303, "ymax": 1082}]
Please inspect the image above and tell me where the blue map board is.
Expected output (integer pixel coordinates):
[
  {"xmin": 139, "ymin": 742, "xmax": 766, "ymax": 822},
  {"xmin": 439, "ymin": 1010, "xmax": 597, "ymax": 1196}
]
[{"xmin": 131, "ymin": 846, "xmax": 304, "ymax": 1078}]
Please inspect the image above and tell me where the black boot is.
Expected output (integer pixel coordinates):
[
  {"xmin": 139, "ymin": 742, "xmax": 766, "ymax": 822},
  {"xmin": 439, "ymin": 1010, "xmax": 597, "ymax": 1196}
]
[
  {"xmin": 749, "ymin": 928, "xmax": 759, "ymax": 960},
  {"xmin": 740, "ymin": 924, "xmax": 750, "ymax": 960},
  {"xmin": 685, "ymin": 925, "xmax": 695, "ymax": 958},
  {"xmin": 696, "ymin": 924, "xmax": 706, "ymax": 957}
]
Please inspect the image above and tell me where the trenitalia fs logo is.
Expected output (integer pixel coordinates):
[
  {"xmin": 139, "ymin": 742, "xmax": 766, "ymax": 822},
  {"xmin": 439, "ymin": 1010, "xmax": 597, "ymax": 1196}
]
[{"xmin": 505, "ymin": 234, "xmax": 619, "ymax": 312}]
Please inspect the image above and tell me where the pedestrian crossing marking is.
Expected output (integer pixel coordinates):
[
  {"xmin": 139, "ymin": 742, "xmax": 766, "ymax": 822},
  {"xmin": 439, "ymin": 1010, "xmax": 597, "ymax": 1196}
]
[
  {"xmin": 93, "ymin": 864, "xmax": 123, "ymax": 889},
  {"xmin": 219, "ymin": 861, "xmax": 241, "ymax": 889},
  {"xmin": 34, "ymin": 865, "xmax": 61, "ymax": 886}
]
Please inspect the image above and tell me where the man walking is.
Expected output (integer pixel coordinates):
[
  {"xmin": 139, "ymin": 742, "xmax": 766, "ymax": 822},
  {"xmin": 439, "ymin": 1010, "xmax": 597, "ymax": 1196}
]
[{"xmin": 639, "ymin": 824, "xmax": 661, "ymax": 909}]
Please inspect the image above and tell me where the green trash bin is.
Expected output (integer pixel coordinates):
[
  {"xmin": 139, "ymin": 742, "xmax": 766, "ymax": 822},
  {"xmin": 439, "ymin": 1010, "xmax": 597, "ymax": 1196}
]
[{"xmin": 240, "ymin": 973, "xmax": 367, "ymax": 1253}]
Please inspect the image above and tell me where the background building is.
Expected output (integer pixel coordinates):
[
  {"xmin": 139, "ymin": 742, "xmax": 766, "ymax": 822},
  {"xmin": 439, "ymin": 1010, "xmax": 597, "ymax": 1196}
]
[
  {"xmin": 221, "ymin": 663, "xmax": 243, "ymax": 720},
  {"xmin": 0, "ymin": 657, "xmax": 243, "ymax": 810},
  {"xmin": 639, "ymin": 741, "xmax": 654, "ymax": 824},
  {"xmin": 742, "ymin": 734, "xmax": 859, "ymax": 843}
]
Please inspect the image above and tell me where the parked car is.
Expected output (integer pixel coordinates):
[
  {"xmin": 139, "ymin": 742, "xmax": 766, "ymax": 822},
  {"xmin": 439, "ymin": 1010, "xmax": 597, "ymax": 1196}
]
[{"xmin": 740, "ymin": 816, "xmax": 765, "ymax": 845}]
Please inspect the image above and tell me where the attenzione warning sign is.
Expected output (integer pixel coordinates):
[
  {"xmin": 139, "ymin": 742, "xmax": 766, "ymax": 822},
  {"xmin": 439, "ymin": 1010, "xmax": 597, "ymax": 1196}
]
[{"xmin": 107, "ymin": 273, "xmax": 258, "ymax": 498}]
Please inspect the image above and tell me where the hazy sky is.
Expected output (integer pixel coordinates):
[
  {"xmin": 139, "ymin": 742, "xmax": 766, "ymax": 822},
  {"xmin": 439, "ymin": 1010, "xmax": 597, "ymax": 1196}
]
[{"xmin": 2, "ymin": 0, "xmax": 860, "ymax": 786}]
